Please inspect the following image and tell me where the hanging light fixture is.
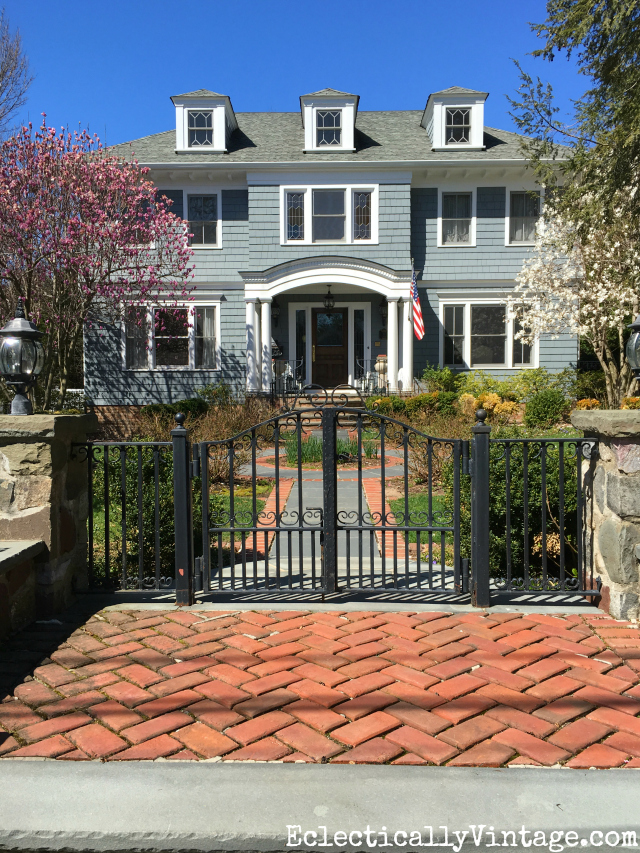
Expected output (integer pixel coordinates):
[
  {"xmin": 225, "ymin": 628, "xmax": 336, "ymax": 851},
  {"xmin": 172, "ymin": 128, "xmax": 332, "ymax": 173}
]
[
  {"xmin": 324, "ymin": 286, "xmax": 335, "ymax": 311},
  {"xmin": 271, "ymin": 298, "xmax": 280, "ymax": 327},
  {"xmin": 379, "ymin": 297, "xmax": 388, "ymax": 325}
]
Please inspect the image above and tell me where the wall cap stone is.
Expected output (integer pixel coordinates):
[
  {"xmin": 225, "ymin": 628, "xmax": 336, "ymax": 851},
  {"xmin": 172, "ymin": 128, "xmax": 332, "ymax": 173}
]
[
  {"xmin": 571, "ymin": 410, "xmax": 640, "ymax": 437},
  {"xmin": 0, "ymin": 540, "xmax": 46, "ymax": 576},
  {"xmin": 0, "ymin": 414, "xmax": 98, "ymax": 439}
]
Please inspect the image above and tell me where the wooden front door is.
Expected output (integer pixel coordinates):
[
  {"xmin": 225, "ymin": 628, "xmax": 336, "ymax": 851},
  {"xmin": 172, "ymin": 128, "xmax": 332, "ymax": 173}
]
[{"xmin": 312, "ymin": 308, "xmax": 348, "ymax": 387}]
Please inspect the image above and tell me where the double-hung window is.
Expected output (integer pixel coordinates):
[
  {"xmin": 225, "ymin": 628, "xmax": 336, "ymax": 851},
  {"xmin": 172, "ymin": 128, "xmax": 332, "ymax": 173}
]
[
  {"xmin": 441, "ymin": 192, "xmax": 472, "ymax": 245},
  {"xmin": 509, "ymin": 191, "xmax": 540, "ymax": 243},
  {"xmin": 441, "ymin": 302, "xmax": 534, "ymax": 369},
  {"xmin": 316, "ymin": 110, "xmax": 341, "ymax": 146},
  {"xmin": 283, "ymin": 186, "xmax": 376, "ymax": 244},
  {"xmin": 445, "ymin": 108, "xmax": 471, "ymax": 144},
  {"xmin": 188, "ymin": 111, "xmax": 213, "ymax": 147},
  {"xmin": 188, "ymin": 194, "xmax": 218, "ymax": 246},
  {"xmin": 124, "ymin": 305, "xmax": 219, "ymax": 370}
]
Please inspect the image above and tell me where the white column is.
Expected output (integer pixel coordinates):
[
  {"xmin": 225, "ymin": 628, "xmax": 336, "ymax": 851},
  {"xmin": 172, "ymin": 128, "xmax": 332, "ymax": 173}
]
[
  {"xmin": 261, "ymin": 298, "xmax": 273, "ymax": 391},
  {"xmin": 387, "ymin": 297, "xmax": 399, "ymax": 393},
  {"xmin": 402, "ymin": 297, "xmax": 414, "ymax": 393},
  {"xmin": 245, "ymin": 298, "xmax": 259, "ymax": 392}
]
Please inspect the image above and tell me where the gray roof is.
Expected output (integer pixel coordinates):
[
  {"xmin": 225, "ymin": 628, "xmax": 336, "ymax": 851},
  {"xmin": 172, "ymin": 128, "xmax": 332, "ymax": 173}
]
[
  {"xmin": 430, "ymin": 86, "xmax": 489, "ymax": 96},
  {"xmin": 171, "ymin": 89, "xmax": 227, "ymax": 100},
  {"xmin": 301, "ymin": 88, "xmax": 358, "ymax": 98},
  {"xmin": 111, "ymin": 110, "xmax": 531, "ymax": 164}
]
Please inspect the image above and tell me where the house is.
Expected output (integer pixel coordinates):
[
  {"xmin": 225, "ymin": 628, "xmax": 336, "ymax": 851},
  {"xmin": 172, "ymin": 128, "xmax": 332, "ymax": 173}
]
[{"xmin": 84, "ymin": 86, "xmax": 576, "ymax": 413}]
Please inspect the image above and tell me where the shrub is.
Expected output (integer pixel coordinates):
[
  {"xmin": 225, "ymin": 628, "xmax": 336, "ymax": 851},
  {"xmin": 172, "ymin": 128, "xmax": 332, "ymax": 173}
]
[
  {"xmin": 575, "ymin": 398, "xmax": 601, "ymax": 410},
  {"xmin": 622, "ymin": 397, "xmax": 640, "ymax": 410},
  {"xmin": 404, "ymin": 393, "xmax": 438, "ymax": 416},
  {"xmin": 458, "ymin": 393, "xmax": 477, "ymax": 418},
  {"xmin": 366, "ymin": 396, "xmax": 406, "ymax": 416},
  {"xmin": 476, "ymin": 392, "xmax": 502, "ymax": 416},
  {"xmin": 421, "ymin": 364, "xmax": 462, "ymax": 393},
  {"xmin": 493, "ymin": 400, "xmax": 520, "ymax": 424},
  {"xmin": 524, "ymin": 388, "xmax": 570, "ymax": 428},
  {"xmin": 575, "ymin": 370, "xmax": 607, "ymax": 405},
  {"xmin": 140, "ymin": 398, "xmax": 208, "ymax": 420},
  {"xmin": 196, "ymin": 381, "xmax": 233, "ymax": 407}
]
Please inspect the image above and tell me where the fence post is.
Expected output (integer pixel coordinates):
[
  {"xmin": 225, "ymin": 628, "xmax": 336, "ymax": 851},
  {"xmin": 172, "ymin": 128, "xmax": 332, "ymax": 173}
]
[
  {"xmin": 471, "ymin": 408, "xmax": 491, "ymax": 607},
  {"xmin": 172, "ymin": 413, "xmax": 195, "ymax": 606},
  {"xmin": 322, "ymin": 406, "xmax": 338, "ymax": 593}
]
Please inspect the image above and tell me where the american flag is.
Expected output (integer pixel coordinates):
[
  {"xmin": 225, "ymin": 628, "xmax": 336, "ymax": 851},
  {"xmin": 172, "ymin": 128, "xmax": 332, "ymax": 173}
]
[{"xmin": 411, "ymin": 269, "xmax": 424, "ymax": 340}]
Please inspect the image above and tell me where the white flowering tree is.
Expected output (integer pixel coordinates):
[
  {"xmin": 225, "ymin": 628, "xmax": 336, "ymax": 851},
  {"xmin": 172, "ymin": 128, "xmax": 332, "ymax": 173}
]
[{"xmin": 507, "ymin": 199, "xmax": 640, "ymax": 409}]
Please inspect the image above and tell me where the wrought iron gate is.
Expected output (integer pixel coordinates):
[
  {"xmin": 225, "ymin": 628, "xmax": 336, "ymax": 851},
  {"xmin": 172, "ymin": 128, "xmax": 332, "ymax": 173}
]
[{"xmin": 81, "ymin": 397, "xmax": 600, "ymax": 607}]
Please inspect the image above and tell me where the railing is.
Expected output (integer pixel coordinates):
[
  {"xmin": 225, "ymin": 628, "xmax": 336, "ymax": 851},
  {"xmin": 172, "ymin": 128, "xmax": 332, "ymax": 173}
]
[
  {"xmin": 355, "ymin": 357, "xmax": 388, "ymax": 395},
  {"xmin": 272, "ymin": 358, "xmax": 305, "ymax": 397}
]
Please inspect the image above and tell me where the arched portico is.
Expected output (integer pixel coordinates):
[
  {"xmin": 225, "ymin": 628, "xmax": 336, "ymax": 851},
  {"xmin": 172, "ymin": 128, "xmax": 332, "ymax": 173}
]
[{"xmin": 239, "ymin": 258, "xmax": 415, "ymax": 394}]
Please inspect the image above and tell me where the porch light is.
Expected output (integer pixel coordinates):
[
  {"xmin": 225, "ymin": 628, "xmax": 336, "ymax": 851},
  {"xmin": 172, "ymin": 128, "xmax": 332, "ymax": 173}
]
[
  {"xmin": 324, "ymin": 287, "xmax": 335, "ymax": 312},
  {"xmin": 0, "ymin": 298, "xmax": 45, "ymax": 415},
  {"xmin": 271, "ymin": 298, "xmax": 280, "ymax": 327},
  {"xmin": 379, "ymin": 297, "xmax": 388, "ymax": 324},
  {"xmin": 627, "ymin": 314, "xmax": 640, "ymax": 381}
]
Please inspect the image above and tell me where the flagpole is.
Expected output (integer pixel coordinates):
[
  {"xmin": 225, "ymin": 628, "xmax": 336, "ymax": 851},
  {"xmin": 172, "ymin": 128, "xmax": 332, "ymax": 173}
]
[{"xmin": 409, "ymin": 257, "xmax": 414, "ymax": 322}]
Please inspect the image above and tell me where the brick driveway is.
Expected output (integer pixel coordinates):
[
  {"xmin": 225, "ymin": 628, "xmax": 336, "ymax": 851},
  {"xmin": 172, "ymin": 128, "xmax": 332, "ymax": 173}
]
[{"xmin": 1, "ymin": 608, "xmax": 640, "ymax": 767}]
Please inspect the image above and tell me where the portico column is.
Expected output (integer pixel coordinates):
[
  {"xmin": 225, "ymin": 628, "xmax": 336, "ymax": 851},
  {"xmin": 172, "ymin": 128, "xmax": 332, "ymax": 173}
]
[
  {"xmin": 260, "ymin": 298, "xmax": 273, "ymax": 391},
  {"xmin": 402, "ymin": 297, "xmax": 414, "ymax": 393},
  {"xmin": 387, "ymin": 297, "xmax": 400, "ymax": 393},
  {"xmin": 245, "ymin": 298, "xmax": 259, "ymax": 393}
]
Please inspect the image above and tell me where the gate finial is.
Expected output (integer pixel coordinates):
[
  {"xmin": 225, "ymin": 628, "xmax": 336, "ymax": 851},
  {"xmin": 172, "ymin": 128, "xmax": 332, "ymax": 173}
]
[
  {"xmin": 174, "ymin": 412, "xmax": 186, "ymax": 428},
  {"xmin": 475, "ymin": 408, "xmax": 487, "ymax": 425}
]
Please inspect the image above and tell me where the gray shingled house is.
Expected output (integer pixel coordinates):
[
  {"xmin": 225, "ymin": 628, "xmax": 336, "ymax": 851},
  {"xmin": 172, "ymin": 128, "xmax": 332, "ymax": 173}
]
[{"xmin": 84, "ymin": 86, "xmax": 576, "ymax": 411}]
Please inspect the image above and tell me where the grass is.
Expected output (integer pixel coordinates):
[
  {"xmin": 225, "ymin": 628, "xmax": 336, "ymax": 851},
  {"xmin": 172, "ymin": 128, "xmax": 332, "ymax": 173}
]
[
  {"xmin": 389, "ymin": 493, "xmax": 450, "ymax": 544},
  {"xmin": 284, "ymin": 435, "xmax": 377, "ymax": 465}
]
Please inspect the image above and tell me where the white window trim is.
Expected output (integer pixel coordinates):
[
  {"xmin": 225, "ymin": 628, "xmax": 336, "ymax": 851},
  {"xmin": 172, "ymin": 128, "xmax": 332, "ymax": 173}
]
[
  {"xmin": 185, "ymin": 188, "xmax": 223, "ymax": 250},
  {"xmin": 280, "ymin": 185, "xmax": 379, "ymax": 246},
  {"xmin": 437, "ymin": 188, "xmax": 477, "ymax": 248},
  {"xmin": 287, "ymin": 301, "xmax": 372, "ymax": 386},
  {"xmin": 122, "ymin": 303, "xmax": 222, "ymax": 372},
  {"xmin": 505, "ymin": 186, "xmax": 544, "ymax": 247},
  {"xmin": 439, "ymin": 298, "xmax": 538, "ymax": 370},
  {"xmin": 443, "ymin": 106, "xmax": 473, "ymax": 149}
]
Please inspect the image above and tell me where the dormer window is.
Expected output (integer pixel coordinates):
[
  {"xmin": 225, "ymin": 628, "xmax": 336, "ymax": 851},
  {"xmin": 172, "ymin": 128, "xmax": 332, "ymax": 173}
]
[
  {"xmin": 445, "ymin": 108, "xmax": 470, "ymax": 144},
  {"xmin": 317, "ymin": 110, "xmax": 342, "ymax": 146},
  {"xmin": 188, "ymin": 111, "xmax": 213, "ymax": 147}
]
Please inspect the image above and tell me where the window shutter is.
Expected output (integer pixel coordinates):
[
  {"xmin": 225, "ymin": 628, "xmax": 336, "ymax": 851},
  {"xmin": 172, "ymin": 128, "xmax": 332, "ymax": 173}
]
[{"xmin": 157, "ymin": 189, "xmax": 184, "ymax": 220}]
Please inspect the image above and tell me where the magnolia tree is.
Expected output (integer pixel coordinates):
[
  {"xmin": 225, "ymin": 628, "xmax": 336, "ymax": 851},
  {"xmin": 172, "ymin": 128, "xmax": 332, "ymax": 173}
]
[
  {"xmin": 507, "ymin": 200, "xmax": 640, "ymax": 409},
  {"xmin": 0, "ymin": 119, "xmax": 194, "ymax": 408}
]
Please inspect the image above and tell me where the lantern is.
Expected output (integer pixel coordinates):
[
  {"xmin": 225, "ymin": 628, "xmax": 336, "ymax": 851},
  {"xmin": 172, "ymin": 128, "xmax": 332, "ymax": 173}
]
[
  {"xmin": 0, "ymin": 299, "xmax": 45, "ymax": 415},
  {"xmin": 323, "ymin": 287, "xmax": 335, "ymax": 312}
]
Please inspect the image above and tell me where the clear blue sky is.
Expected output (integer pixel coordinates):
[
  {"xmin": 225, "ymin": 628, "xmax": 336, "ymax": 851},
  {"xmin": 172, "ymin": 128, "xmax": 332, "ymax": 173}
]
[{"xmin": 7, "ymin": 0, "xmax": 583, "ymax": 146}]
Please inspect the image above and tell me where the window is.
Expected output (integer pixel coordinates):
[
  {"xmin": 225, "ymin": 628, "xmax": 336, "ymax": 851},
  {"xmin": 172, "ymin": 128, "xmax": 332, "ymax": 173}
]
[
  {"xmin": 446, "ymin": 108, "xmax": 471, "ymax": 144},
  {"xmin": 513, "ymin": 318, "xmax": 532, "ymax": 366},
  {"xmin": 188, "ymin": 195, "xmax": 217, "ymax": 246},
  {"xmin": 316, "ymin": 110, "xmax": 341, "ymax": 146},
  {"xmin": 188, "ymin": 111, "xmax": 213, "ymax": 147},
  {"xmin": 282, "ymin": 186, "xmax": 377, "ymax": 244},
  {"xmin": 353, "ymin": 191, "xmax": 372, "ymax": 240},
  {"xmin": 312, "ymin": 189, "xmax": 345, "ymax": 241},
  {"xmin": 125, "ymin": 307, "xmax": 148, "ymax": 369},
  {"xmin": 287, "ymin": 192, "xmax": 305, "ymax": 240},
  {"xmin": 442, "ymin": 193, "xmax": 472, "ymax": 244},
  {"xmin": 195, "ymin": 307, "xmax": 217, "ymax": 369},
  {"xmin": 124, "ymin": 305, "xmax": 220, "ymax": 370},
  {"xmin": 444, "ymin": 306, "xmax": 464, "ymax": 366},
  {"xmin": 510, "ymin": 191, "xmax": 540, "ymax": 243},
  {"xmin": 154, "ymin": 308, "xmax": 189, "ymax": 367},
  {"xmin": 441, "ymin": 302, "xmax": 536, "ymax": 369}
]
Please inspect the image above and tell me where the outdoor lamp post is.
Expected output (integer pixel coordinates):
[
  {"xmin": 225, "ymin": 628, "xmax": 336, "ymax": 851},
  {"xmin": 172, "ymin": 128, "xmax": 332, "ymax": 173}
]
[
  {"xmin": 0, "ymin": 298, "xmax": 45, "ymax": 415},
  {"xmin": 627, "ymin": 314, "xmax": 640, "ymax": 384}
]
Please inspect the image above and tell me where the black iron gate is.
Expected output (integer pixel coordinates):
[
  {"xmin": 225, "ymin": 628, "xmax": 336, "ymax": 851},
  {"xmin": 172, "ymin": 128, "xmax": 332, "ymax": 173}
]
[{"xmin": 81, "ymin": 398, "xmax": 600, "ymax": 607}]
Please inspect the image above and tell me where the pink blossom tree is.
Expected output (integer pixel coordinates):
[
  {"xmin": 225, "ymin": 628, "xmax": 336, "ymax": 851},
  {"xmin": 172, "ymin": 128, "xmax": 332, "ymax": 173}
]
[{"xmin": 0, "ymin": 118, "xmax": 194, "ymax": 408}]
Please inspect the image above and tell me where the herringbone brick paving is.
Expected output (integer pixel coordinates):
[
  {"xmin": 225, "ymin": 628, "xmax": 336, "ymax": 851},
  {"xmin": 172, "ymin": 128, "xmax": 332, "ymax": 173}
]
[{"xmin": 2, "ymin": 608, "xmax": 640, "ymax": 766}]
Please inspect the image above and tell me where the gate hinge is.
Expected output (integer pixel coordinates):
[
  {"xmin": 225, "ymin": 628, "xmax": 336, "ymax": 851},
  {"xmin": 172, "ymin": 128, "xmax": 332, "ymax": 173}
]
[{"xmin": 190, "ymin": 457, "xmax": 201, "ymax": 479}]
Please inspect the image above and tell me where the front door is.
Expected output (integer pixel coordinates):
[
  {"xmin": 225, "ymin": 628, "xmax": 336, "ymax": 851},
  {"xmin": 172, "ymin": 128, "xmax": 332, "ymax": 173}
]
[{"xmin": 312, "ymin": 308, "xmax": 348, "ymax": 387}]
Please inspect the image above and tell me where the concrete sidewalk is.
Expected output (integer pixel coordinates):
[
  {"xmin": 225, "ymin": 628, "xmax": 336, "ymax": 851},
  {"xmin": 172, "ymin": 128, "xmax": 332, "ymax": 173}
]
[{"xmin": 0, "ymin": 763, "xmax": 638, "ymax": 852}]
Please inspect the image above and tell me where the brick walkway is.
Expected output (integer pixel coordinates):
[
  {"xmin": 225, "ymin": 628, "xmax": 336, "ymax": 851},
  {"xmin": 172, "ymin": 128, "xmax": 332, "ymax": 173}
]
[{"xmin": 2, "ymin": 608, "xmax": 640, "ymax": 767}]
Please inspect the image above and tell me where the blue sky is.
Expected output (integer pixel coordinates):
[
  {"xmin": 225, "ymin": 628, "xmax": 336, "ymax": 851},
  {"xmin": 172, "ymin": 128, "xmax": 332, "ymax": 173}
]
[{"xmin": 8, "ymin": 0, "xmax": 583, "ymax": 146}]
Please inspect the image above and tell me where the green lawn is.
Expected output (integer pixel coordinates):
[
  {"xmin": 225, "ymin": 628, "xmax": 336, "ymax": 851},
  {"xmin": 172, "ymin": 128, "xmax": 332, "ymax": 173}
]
[{"xmin": 389, "ymin": 493, "xmax": 450, "ymax": 543}]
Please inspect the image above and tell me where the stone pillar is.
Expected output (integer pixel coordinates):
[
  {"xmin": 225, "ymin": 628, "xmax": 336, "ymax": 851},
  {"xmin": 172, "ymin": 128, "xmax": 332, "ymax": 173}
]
[
  {"xmin": 260, "ymin": 298, "xmax": 273, "ymax": 392},
  {"xmin": 401, "ymin": 297, "xmax": 414, "ymax": 393},
  {"xmin": 245, "ymin": 298, "xmax": 259, "ymax": 393},
  {"xmin": 387, "ymin": 297, "xmax": 399, "ymax": 393},
  {"xmin": 0, "ymin": 414, "xmax": 97, "ymax": 616},
  {"xmin": 571, "ymin": 410, "xmax": 640, "ymax": 621}
]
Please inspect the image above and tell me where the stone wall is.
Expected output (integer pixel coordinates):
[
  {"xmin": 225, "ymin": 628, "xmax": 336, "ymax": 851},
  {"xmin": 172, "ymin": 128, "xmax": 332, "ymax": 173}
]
[
  {"xmin": 571, "ymin": 410, "xmax": 640, "ymax": 621},
  {"xmin": 0, "ymin": 414, "xmax": 97, "ymax": 617}
]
